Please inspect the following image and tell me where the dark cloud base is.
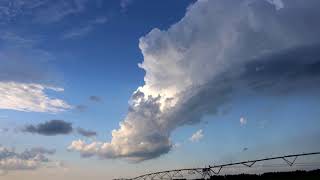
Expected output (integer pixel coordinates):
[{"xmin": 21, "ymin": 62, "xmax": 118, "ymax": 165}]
[
  {"xmin": 22, "ymin": 120, "xmax": 73, "ymax": 136},
  {"xmin": 76, "ymin": 128, "xmax": 97, "ymax": 137},
  {"xmin": 22, "ymin": 119, "xmax": 98, "ymax": 138},
  {"xmin": 89, "ymin": 95, "xmax": 102, "ymax": 102}
]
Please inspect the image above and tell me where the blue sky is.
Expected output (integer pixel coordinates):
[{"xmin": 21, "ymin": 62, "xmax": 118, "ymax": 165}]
[{"xmin": 1, "ymin": 0, "xmax": 320, "ymax": 179}]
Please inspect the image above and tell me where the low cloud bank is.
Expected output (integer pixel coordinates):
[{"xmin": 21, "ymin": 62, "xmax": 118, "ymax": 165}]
[{"xmin": 0, "ymin": 145, "xmax": 56, "ymax": 174}]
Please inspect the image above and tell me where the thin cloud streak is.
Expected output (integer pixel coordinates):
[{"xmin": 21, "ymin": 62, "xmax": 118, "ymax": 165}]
[
  {"xmin": 0, "ymin": 0, "xmax": 91, "ymax": 24},
  {"xmin": 0, "ymin": 82, "xmax": 71, "ymax": 113},
  {"xmin": 76, "ymin": 128, "xmax": 97, "ymax": 137},
  {"xmin": 62, "ymin": 17, "xmax": 108, "ymax": 39}
]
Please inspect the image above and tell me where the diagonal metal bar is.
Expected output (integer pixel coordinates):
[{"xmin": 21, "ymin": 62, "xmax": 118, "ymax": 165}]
[
  {"xmin": 125, "ymin": 152, "xmax": 320, "ymax": 180},
  {"xmin": 242, "ymin": 161, "xmax": 256, "ymax": 167},
  {"xmin": 210, "ymin": 166, "xmax": 223, "ymax": 175},
  {"xmin": 283, "ymin": 156, "xmax": 298, "ymax": 166}
]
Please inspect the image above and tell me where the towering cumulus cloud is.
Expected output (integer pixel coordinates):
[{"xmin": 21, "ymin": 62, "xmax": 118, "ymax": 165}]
[{"xmin": 69, "ymin": 0, "xmax": 320, "ymax": 161}]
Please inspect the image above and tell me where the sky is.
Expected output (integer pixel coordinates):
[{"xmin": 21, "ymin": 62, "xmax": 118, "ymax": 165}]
[{"xmin": 0, "ymin": 0, "xmax": 320, "ymax": 179}]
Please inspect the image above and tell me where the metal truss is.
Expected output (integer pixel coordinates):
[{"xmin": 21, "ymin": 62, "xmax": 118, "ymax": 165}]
[{"xmin": 114, "ymin": 152, "xmax": 320, "ymax": 180}]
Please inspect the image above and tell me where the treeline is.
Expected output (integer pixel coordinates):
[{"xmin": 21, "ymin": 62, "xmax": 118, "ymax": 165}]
[{"xmin": 189, "ymin": 169, "xmax": 320, "ymax": 180}]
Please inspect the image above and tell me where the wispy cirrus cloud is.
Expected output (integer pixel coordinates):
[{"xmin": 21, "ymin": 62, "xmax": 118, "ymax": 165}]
[
  {"xmin": 120, "ymin": 0, "xmax": 133, "ymax": 12},
  {"xmin": 0, "ymin": 31, "xmax": 71, "ymax": 113},
  {"xmin": 62, "ymin": 16, "xmax": 108, "ymax": 39},
  {"xmin": 0, "ymin": 82, "xmax": 71, "ymax": 113},
  {"xmin": 0, "ymin": 0, "xmax": 91, "ymax": 24},
  {"xmin": 62, "ymin": 26, "xmax": 93, "ymax": 39}
]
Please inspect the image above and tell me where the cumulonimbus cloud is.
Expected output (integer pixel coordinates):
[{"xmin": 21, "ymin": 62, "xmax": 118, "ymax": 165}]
[{"xmin": 69, "ymin": 0, "xmax": 320, "ymax": 162}]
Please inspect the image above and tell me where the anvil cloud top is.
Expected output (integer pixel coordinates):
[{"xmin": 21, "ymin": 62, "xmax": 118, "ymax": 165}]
[{"xmin": 0, "ymin": 0, "xmax": 320, "ymax": 179}]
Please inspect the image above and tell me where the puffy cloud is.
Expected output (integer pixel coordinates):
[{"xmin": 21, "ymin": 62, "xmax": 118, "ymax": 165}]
[
  {"xmin": 0, "ymin": 128, "xmax": 9, "ymax": 133},
  {"xmin": 0, "ymin": 82, "xmax": 71, "ymax": 113},
  {"xmin": 89, "ymin": 96, "xmax": 103, "ymax": 102},
  {"xmin": 189, "ymin": 129, "xmax": 204, "ymax": 142},
  {"xmin": 120, "ymin": 0, "xmax": 133, "ymax": 12},
  {"xmin": 0, "ymin": 145, "xmax": 55, "ymax": 174},
  {"xmin": 75, "ymin": 105, "xmax": 88, "ymax": 112},
  {"xmin": 22, "ymin": 120, "xmax": 73, "ymax": 136},
  {"xmin": 173, "ymin": 143, "xmax": 182, "ymax": 149},
  {"xmin": 240, "ymin": 117, "xmax": 247, "ymax": 126},
  {"xmin": 69, "ymin": 0, "xmax": 320, "ymax": 161},
  {"xmin": 68, "ymin": 140, "xmax": 101, "ymax": 158},
  {"xmin": 0, "ymin": 158, "xmax": 39, "ymax": 171},
  {"xmin": 266, "ymin": 0, "xmax": 284, "ymax": 10},
  {"xmin": 76, "ymin": 128, "xmax": 97, "ymax": 137}
]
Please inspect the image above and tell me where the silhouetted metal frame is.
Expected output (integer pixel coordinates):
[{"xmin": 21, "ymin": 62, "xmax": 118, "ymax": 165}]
[{"xmin": 114, "ymin": 152, "xmax": 320, "ymax": 180}]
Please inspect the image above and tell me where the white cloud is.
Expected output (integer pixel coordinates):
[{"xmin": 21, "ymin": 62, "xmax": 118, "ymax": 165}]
[
  {"xmin": 63, "ymin": 26, "xmax": 93, "ymax": 39},
  {"xmin": 0, "ymin": 82, "xmax": 71, "ymax": 113},
  {"xmin": 120, "ymin": 0, "xmax": 133, "ymax": 12},
  {"xmin": 0, "ymin": 145, "xmax": 56, "ymax": 174},
  {"xmin": 0, "ymin": 128, "xmax": 8, "ymax": 133},
  {"xmin": 69, "ymin": 0, "xmax": 320, "ymax": 161},
  {"xmin": 93, "ymin": 16, "xmax": 108, "ymax": 24},
  {"xmin": 0, "ymin": 158, "xmax": 39, "ymax": 171},
  {"xmin": 240, "ymin": 117, "xmax": 247, "ymax": 126},
  {"xmin": 62, "ymin": 16, "xmax": 108, "ymax": 39},
  {"xmin": 266, "ymin": 0, "xmax": 284, "ymax": 10},
  {"xmin": 0, "ymin": 32, "xmax": 71, "ymax": 113},
  {"xmin": 189, "ymin": 129, "xmax": 204, "ymax": 142},
  {"xmin": 0, "ymin": 0, "xmax": 91, "ymax": 23},
  {"xmin": 68, "ymin": 140, "xmax": 101, "ymax": 158},
  {"xmin": 173, "ymin": 143, "xmax": 182, "ymax": 149},
  {"xmin": 0, "ymin": 32, "xmax": 54, "ymax": 84}
]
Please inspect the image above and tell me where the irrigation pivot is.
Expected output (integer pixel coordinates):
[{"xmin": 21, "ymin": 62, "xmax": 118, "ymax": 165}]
[{"xmin": 114, "ymin": 152, "xmax": 320, "ymax": 180}]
